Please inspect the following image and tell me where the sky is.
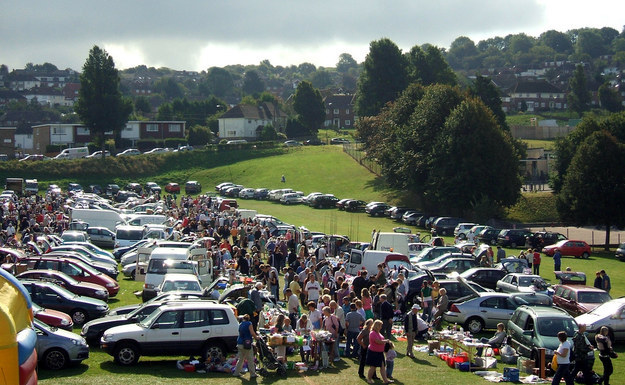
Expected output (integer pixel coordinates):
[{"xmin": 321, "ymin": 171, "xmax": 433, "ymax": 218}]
[{"xmin": 1, "ymin": 0, "xmax": 624, "ymax": 72}]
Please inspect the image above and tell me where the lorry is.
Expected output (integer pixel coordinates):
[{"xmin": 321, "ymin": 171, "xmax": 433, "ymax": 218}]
[
  {"xmin": 5, "ymin": 178, "xmax": 24, "ymax": 196},
  {"xmin": 54, "ymin": 146, "xmax": 89, "ymax": 160}
]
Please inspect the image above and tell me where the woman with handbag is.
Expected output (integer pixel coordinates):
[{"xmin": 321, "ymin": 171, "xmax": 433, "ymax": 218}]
[
  {"xmin": 596, "ymin": 326, "xmax": 617, "ymax": 385},
  {"xmin": 551, "ymin": 331, "xmax": 574, "ymax": 385},
  {"xmin": 233, "ymin": 314, "xmax": 258, "ymax": 378}
]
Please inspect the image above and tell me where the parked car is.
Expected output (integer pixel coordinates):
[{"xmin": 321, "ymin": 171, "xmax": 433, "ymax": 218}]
[
  {"xmin": 185, "ymin": 181, "xmax": 202, "ymax": 194},
  {"xmin": 525, "ymin": 231, "xmax": 568, "ymax": 251},
  {"xmin": 224, "ymin": 186, "xmax": 243, "ymax": 197},
  {"xmin": 105, "ymin": 184, "xmax": 120, "ymax": 197},
  {"xmin": 144, "ymin": 147, "xmax": 169, "ymax": 155},
  {"xmin": 496, "ymin": 273, "xmax": 550, "ymax": 295},
  {"xmin": 19, "ymin": 154, "xmax": 50, "ymax": 162},
  {"xmin": 454, "ymin": 223, "xmax": 477, "ymax": 239},
  {"xmin": 114, "ymin": 190, "xmax": 140, "ymax": 203},
  {"xmin": 330, "ymin": 138, "xmax": 350, "ymax": 144},
  {"xmin": 16, "ymin": 270, "xmax": 109, "ymax": 301},
  {"xmin": 125, "ymin": 183, "xmax": 143, "ymax": 194},
  {"xmin": 402, "ymin": 211, "xmax": 423, "ymax": 225},
  {"xmin": 20, "ymin": 279, "xmax": 109, "ymax": 325},
  {"xmin": 280, "ymin": 192, "xmax": 304, "ymax": 205},
  {"xmin": 34, "ymin": 319, "xmax": 90, "ymax": 370},
  {"xmin": 416, "ymin": 252, "xmax": 473, "ymax": 269},
  {"xmin": 552, "ymin": 285, "xmax": 611, "ymax": 317},
  {"xmin": 32, "ymin": 303, "xmax": 74, "ymax": 331},
  {"xmin": 344, "ymin": 199, "xmax": 367, "ymax": 212},
  {"xmin": 165, "ymin": 183, "xmax": 180, "ymax": 194},
  {"xmin": 405, "ymin": 276, "xmax": 490, "ymax": 309},
  {"xmin": 615, "ymin": 242, "xmax": 625, "ymax": 261},
  {"xmin": 85, "ymin": 226, "xmax": 116, "ymax": 248},
  {"xmin": 335, "ymin": 198, "xmax": 352, "ymax": 210},
  {"xmin": 431, "ymin": 217, "xmax": 464, "ymax": 236},
  {"xmin": 575, "ymin": 298, "xmax": 625, "ymax": 342},
  {"xmin": 309, "ymin": 194, "xmax": 339, "ymax": 209},
  {"xmin": 254, "ymin": 188, "xmax": 270, "ymax": 200},
  {"xmin": 100, "ymin": 302, "xmax": 239, "ymax": 365},
  {"xmin": 444, "ymin": 292, "xmax": 553, "ymax": 333},
  {"xmin": 458, "ymin": 267, "xmax": 508, "ymax": 290},
  {"xmin": 543, "ymin": 240, "xmax": 591, "ymax": 259},
  {"xmin": 365, "ymin": 202, "xmax": 391, "ymax": 216},
  {"xmin": 497, "ymin": 229, "xmax": 533, "ymax": 248},
  {"xmin": 304, "ymin": 139, "xmax": 324, "ymax": 146},
  {"xmin": 426, "ymin": 257, "xmax": 478, "ymax": 275},
  {"xmin": 157, "ymin": 274, "xmax": 203, "ymax": 295},
  {"xmin": 86, "ymin": 150, "xmax": 111, "ymax": 158},
  {"xmin": 507, "ymin": 305, "xmax": 584, "ymax": 363},
  {"xmin": 67, "ymin": 183, "xmax": 83, "ymax": 193},
  {"xmin": 60, "ymin": 230, "xmax": 89, "ymax": 244},
  {"xmin": 215, "ymin": 182, "xmax": 234, "ymax": 191},
  {"xmin": 410, "ymin": 246, "xmax": 460, "ymax": 265},
  {"xmin": 283, "ymin": 140, "xmax": 303, "ymax": 147},
  {"xmin": 238, "ymin": 188, "xmax": 256, "ymax": 199},
  {"xmin": 475, "ymin": 227, "xmax": 501, "ymax": 245},
  {"xmin": 144, "ymin": 182, "xmax": 161, "ymax": 194},
  {"xmin": 388, "ymin": 207, "xmax": 416, "ymax": 220},
  {"xmin": 116, "ymin": 148, "xmax": 141, "ymax": 157}
]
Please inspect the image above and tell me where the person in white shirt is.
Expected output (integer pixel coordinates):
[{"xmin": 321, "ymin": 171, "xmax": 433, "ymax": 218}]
[
  {"xmin": 286, "ymin": 288, "xmax": 299, "ymax": 325},
  {"xmin": 305, "ymin": 273, "xmax": 321, "ymax": 303},
  {"xmin": 551, "ymin": 331, "xmax": 574, "ymax": 385}
]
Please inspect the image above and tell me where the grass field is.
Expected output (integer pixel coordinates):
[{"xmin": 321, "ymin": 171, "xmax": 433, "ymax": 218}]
[{"xmin": 30, "ymin": 144, "xmax": 624, "ymax": 383}]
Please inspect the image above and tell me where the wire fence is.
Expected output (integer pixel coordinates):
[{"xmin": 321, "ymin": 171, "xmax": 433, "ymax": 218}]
[{"xmin": 342, "ymin": 143, "xmax": 382, "ymax": 176}]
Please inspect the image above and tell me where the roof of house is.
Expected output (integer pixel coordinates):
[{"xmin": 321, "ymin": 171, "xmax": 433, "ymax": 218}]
[
  {"xmin": 0, "ymin": 89, "xmax": 27, "ymax": 101},
  {"xmin": 512, "ymin": 80, "xmax": 562, "ymax": 94},
  {"xmin": 323, "ymin": 94, "xmax": 355, "ymax": 108},
  {"xmin": 22, "ymin": 86, "xmax": 64, "ymax": 96},
  {"xmin": 220, "ymin": 102, "xmax": 287, "ymax": 120}
]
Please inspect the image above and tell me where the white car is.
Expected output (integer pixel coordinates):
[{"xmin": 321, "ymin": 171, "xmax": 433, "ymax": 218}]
[
  {"xmin": 157, "ymin": 273, "xmax": 202, "ymax": 294},
  {"xmin": 144, "ymin": 148, "xmax": 169, "ymax": 155},
  {"xmin": 116, "ymin": 148, "xmax": 141, "ymax": 157},
  {"xmin": 238, "ymin": 188, "xmax": 256, "ymax": 199},
  {"xmin": 86, "ymin": 150, "xmax": 111, "ymax": 158},
  {"xmin": 280, "ymin": 192, "xmax": 304, "ymax": 205},
  {"xmin": 302, "ymin": 192, "xmax": 323, "ymax": 204},
  {"xmin": 100, "ymin": 302, "xmax": 239, "ymax": 365}
]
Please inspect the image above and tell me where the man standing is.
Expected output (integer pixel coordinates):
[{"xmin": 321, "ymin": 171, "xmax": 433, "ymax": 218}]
[
  {"xmin": 289, "ymin": 274, "xmax": 303, "ymax": 306},
  {"xmin": 404, "ymin": 304, "xmax": 421, "ymax": 358},
  {"xmin": 304, "ymin": 273, "xmax": 321, "ymax": 304},
  {"xmin": 286, "ymin": 288, "xmax": 299, "ymax": 326},
  {"xmin": 572, "ymin": 324, "xmax": 594, "ymax": 385},
  {"xmin": 344, "ymin": 303, "xmax": 365, "ymax": 357},
  {"xmin": 249, "ymin": 282, "xmax": 264, "ymax": 329},
  {"xmin": 496, "ymin": 246, "xmax": 506, "ymax": 263},
  {"xmin": 593, "ymin": 271, "xmax": 603, "ymax": 290},
  {"xmin": 553, "ymin": 248, "xmax": 562, "ymax": 272},
  {"xmin": 601, "ymin": 270, "xmax": 611, "ymax": 293},
  {"xmin": 352, "ymin": 270, "xmax": 368, "ymax": 298},
  {"xmin": 379, "ymin": 294, "xmax": 394, "ymax": 339}
]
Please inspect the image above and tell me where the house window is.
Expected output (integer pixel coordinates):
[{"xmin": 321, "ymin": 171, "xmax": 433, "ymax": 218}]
[
  {"xmin": 346, "ymin": 109, "xmax": 350, "ymax": 114},
  {"xmin": 345, "ymin": 120, "xmax": 351, "ymax": 126},
  {"xmin": 52, "ymin": 127, "xmax": 66, "ymax": 135},
  {"xmin": 146, "ymin": 124, "xmax": 158, "ymax": 132},
  {"xmin": 168, "ymin": 124, "xmax": 181, "ymax": 132},
  {"xmin": 333, "ymin": 108, "xmax": 339, "ymax": 114},
  {"xmin": 76, "ymin": 127, "xmax": 90, "ymax": 135},
  {"xmin": 227, "ymin": 130, "xmax": 236, "ymax": 137}
]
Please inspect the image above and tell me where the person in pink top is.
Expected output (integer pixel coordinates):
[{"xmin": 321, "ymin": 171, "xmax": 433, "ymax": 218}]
[
  {"xmin": 361, "ymin": 288, "xmax": 374, "ymax": 319},
  {"xmin": 366, "ymin": 320, "xmax": 393, "ymax": 384}
]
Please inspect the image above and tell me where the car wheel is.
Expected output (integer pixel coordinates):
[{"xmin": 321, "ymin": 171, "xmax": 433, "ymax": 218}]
[
  {"xmin": 203, "ymin": 342, "xmax": 225, "ymax": 361},
  {"xmin": 284, "ymin": 201, "xmax": 290, "ymax": 205},
  {"xmin": 130, "ymin": 269, "xmax": 136, "ymax": 280},
  {"xmin": 71, "ymin": 309, "xmax": 88, "ymax": 325},
  {"xmin": 114, "ymin": 342, "xmax": 140, "ymax": 365},
  {"xmin": 582, "ymin": 252, "xmax": 589, "ymax": 259},
  {"xmin": 510, "ymin": 242, "xmax": 517, "ymax": 248},
  {"xmin": 43, "ymin": 348, "xmax": 68, "ymax": 370},
  {"xmin": 465, "ymin": 317, "xmax": 485, "ymax": 334}
]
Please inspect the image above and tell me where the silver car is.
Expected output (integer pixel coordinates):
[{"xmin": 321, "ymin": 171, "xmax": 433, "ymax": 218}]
[
  {"xmin": 576, "ymin": 297, "xmax": 625, "ymax": 342},
  {"xmin": 444, "ymin": 292, "xmax": 552, "ymax": 333},
  {"xmin": 496, "ymin": 273, "xmax": 550, "ymax": 295},
  {"xmin": 34, "ymin": 319, "xmax": 89, "ymax": 370}
]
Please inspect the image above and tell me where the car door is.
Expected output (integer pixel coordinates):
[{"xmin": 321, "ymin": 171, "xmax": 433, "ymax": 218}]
[
  {"xmin": 143, "ymin": 310, "xmax": 182, "ymax": 355},
  {"xmin": 189, "ymin": 249, "xmax": 212, "ymax": 288},
  {"xmin": 346, "ymin": 250, "xmax": 363, "ymax": 275},
  {"xmin": 179, "ymin": 309, "xmax": 211, "ymax": 353},
  {"xmin": 40, "ymin": 285, "xmax": 71, "ymax": 314},
  {"xmin": 479, "ymin": 296, "xmax": 515, "ymax": 328}
]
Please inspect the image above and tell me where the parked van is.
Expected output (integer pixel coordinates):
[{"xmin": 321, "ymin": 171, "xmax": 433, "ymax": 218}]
[
  {"xmin": 24, "ymin": 179, "xmax": 38, "ymax": 196},
  {"xmin": 114, "ymin": 226, "xmax": 145, "ymax": 248},
  {"xmin": 371, "ymin": 231, "xmax": 420, "ymax": 256},
  {"xmin": 54, "ymin": 147, "xmax": 89, "ymax": 160},
  {"xmin": 125, "ymin": 214, "xmax": 167, "ymax": 227},
  {"xmin": 236, "ymin": 209, "xmax": 257, "ymax": 220},
  {"xmin": 140, "ymin": 247, "xmax": 212, "ymax": 301},
  {"xmin": 345, "ymin": 249, "xmax": 411, "ymax": 276},
  {"xmin": 70, "ymin": 208, "xmax": 126, "ymax": 232}
]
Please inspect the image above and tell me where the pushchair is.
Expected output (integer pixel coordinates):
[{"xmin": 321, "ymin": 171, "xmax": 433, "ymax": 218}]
[{"xmin": 256, "ymin": 335, "xmax": 287, "ymax": 377}]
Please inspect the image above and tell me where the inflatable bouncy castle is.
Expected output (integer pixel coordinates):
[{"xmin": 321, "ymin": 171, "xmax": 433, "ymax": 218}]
[{"xmin": 0, "ymin": 268, "xmax": 37, "ymax": 385}]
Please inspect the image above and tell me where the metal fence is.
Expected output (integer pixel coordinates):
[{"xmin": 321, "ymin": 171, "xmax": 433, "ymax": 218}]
[{"xmin": 342, "ymin": 143, "xmax": 382, "ymax": 176}]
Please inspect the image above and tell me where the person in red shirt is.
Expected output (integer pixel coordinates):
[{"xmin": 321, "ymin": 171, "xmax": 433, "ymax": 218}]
[{"xmin": 532, "ymin": 249, "xmax": 541, "ymax": 275}]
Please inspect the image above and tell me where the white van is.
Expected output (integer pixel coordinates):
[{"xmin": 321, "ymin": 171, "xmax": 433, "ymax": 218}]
[
  {"xmin": 345, "ymin": 249, "xmax": 412, "ymax": 276},
  {"xmin": 371, "ymin": 232, "xmax": 420, "ymax": 256},
  {"xmin": 114, "ymin": 225, "xmax": 145, "ymax": 248},
  {"xmin": 54, "ymin": 146, "xmax": 89, "ymax": 160},
  {"xmin": 235, "ymin": 209, "xmax": 257, "ymax": 220},
  {"xmin": 70, "ymin": 208, "xmax": 126, "ymax": 232},
  {"xmin": 141, "ymin": 247, "xmax": 212, "ymax": 301},
  {"xmin": 125, "ymin": 214, "xmax": 167, "ymax": 227}
]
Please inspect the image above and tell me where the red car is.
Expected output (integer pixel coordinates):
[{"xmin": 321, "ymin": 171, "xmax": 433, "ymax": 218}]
[
  {"xmin": 165, "ymin": 182, "xmax": 180, "ymax": 194},
  {"xmin": 553, "ymin": 284, "xmax": 611, "ymax": 317},
  {"xmin": 32, "ymin": 303, "xmax": 73, "ymax": 330},
  {"xmin": 543, "ymin": 240, "xmax": 591, "ymax": 259},
  {"xmin": 16, "ymin": 269, "xmax": 109, "ymax": 301}
]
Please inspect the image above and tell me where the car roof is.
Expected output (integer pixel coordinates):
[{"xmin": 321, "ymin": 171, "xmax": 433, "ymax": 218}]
[
  {"xmin": 518, "ymin": 305, "xmax": 571, "ymax": 317},
  {"xmin": 554, "ymin": 284, "xmax": 606, "ymax": 293}
]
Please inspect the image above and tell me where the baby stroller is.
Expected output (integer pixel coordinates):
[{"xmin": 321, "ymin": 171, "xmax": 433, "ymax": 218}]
[{"xmin": 256, "ymin": 335, "xmax": 287, "ymax": 377}]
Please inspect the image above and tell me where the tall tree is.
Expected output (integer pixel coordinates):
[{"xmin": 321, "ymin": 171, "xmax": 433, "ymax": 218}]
[
  {"xmin": 557, "ymin": 130, "xmax": 625, "ymax": 250},
  {"xmin": 355, "ymin": 38, "xmax": 409, "ymax": 117},
  {"xmin": 292, "ymin": 81, "xmax": 324, "ymax": 135},
  {"xmin": 567, "ymin": 64, "xmax": 591, "ymax": 117},
  {"xmin": 242, "ymin": 70, "xmax": 265, "ymax": 96},
  {"xmin": 336, "ymin": 53, "xmax": 358, "ymax": 74},
  {"xmin": 407, "ymin": 45, "xmax": 456, "ymax": 86},
  {"xmin": 598, "ymin": 83, "xmax": 624, "ymax": 112},
  {"xmin": 469, "ymin": 75, "xmax": 508, "ymax": 130},
  {"xmin": 75, "ymin": 45, "xmax": 132, "ymax": 156},
  {"xmin": 310, "ymin": 69, "xmax": 333, "ymax": 89},
  {"xmin": 134, "ymin": 96, "xmax": 151, "ymax": 115}
]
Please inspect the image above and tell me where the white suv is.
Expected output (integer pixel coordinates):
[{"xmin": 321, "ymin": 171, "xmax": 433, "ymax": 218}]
[{"xmin": 101, "ymin": 302, "xmax": 238, "ymax": 365}]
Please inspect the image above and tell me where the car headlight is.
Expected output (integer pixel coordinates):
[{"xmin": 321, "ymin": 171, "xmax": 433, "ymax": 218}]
[
  {"xmin": 106, "ymin": 283, "xmax": 115, "ymax": 288},
  {"xmin": 71, "ymin": 339, "xmax": 83, "ymax": 346},
  {"xmin": 81, "ymin": 325, "xmax": 88, "ymax": 334},
  {"xmin": 96, "ymin": 305, "xmax": 108, "ymax": 311},
  {"xmin": 101, "ymin": 333, "xmax": 113, "ymax": 342},
  {"xmin": 61, "ymin": 319, "xmax": 70, "ymax": 326},
  {"xmin": 95, "ymin": 290, "xmax": 107, "ymax": 296}
]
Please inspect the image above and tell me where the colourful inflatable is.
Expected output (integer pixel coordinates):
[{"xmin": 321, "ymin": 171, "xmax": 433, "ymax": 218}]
[{"xmin": 0, "ymin": 268, "xmax": 37, "ymax": 385}]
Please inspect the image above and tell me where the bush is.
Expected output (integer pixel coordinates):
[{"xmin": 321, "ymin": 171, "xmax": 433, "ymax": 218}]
[
  {"xmin": 137, "ymin": 139, "xmax": 160, "ymax": 152},
  {"xmin": 46, "ymin": 144, "xmax": 63, "ymax": 153},
  {"xmin": 164, "ymin": 138, "xmax": 187, "ymax": 148}
]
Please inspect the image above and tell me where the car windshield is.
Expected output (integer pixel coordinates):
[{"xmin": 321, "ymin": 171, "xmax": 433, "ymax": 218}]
[
  {"xmin": 162, "ymin": 280, "xmax": 201, "ymax": 292},
  {"xmin": 139, "ymin": 309, "xmax": 162, "ymax": 327},
  {"xmin": 147, "ymin": 259, "xmax": 195, "ymax": 274},
  {"xmin": 117, "ymin": 229, "xmax": 144, "ymax": 240},
  {"xmin": 537, "ymin": 318, "xmax": 577, "ymax": 337},
  {"xmin": 578, "ymin": 292, "xmax": 611, "ymax": 303}
]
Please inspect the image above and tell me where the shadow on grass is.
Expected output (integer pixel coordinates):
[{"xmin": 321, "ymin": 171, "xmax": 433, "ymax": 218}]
[
  {"xmin": 363, "ymin": 177, "xmax": 421, "ymax": 207},
  {"xmin": 100, "ymin": 359, "xmax": 204, "ymax": 378},
  {"xmin": 37, "ymin": 363, "xmax": 89, "ymax": 380}
]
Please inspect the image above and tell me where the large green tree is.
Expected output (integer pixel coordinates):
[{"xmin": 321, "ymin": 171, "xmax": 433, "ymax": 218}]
[
  {"xmin": 557, "ymin": 130, "xmax": 625, "ymax": 249},
  {"xmin": 567, "ymin": 64, "xmax": 591, "ymax": 117},
  {"xmin": 598, "ymin": 83, "xmax": 624, "ymax": 113},
  {"xmin": 469, "ymin": 75, "xmax": 507, "ymax": 130},
  {"xmin": 75, "ymin": 45, "xmax": 132, "ymax": 156},
  {"xmin": 336, "ymin": 53, "xmax": 358, "ymax": 74},
  {"xmin": 242, "ymin": 70, "xmax": 265, "ymax": 96},
  {"xmin": 355, "ymin": 38, "xmax": 409, "ymax": 117},
  {"xmin": 292, "ymin": 81, "xmax": 324, "ymax": 135},
  {"xmin": 407, "ymin": 44, "xmax": 457, "ymax": 86}
]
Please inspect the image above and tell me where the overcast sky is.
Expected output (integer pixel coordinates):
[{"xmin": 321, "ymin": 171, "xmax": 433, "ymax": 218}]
[{"xmin": 1, "ymin": 0, "xmax": 623, "ymax": 72}]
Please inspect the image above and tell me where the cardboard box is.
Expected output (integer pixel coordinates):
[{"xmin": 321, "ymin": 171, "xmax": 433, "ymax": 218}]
[{"xmin": 428, "ymin": 340, "xmax": 440, "ymax": 353}]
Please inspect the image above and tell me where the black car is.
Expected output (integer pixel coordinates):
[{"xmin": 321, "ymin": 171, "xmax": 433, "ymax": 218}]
[
  {"xmin": 106, "ymin": 184, "xmax": 120, "ymax": 197},
  {"xmin": 67, "ymin": 183, "xmax": 83, "ymax": 193},
  {"xmin": 345, "ymin": 199, "xmax": 367, "ymax": 212},
  {"xmin": 185, "ymin": 181, "xmax": 202, "ymax": 194},
  {"xmin": 366, "ymin": 203, "xmax": 391, "ymax": 216},
  {"xmin": 525, "ymin": 231, "xmax": 567, "ymax": 251},
  {"xmin": 125, "ymin": 183, "xmax": 143, "ymax": 195},
  {"xmin": 304, "ymin": 139, "xmax": 324, "ymax": 146},
  {"xmin": 497, "ymin": 229, "xmax": 533, "ymax": 248},
  {"xmin": 335, "ymin": 198, "xmax": 352, "ymax": 210},
  {"xmin": 458, "ymin": 267, "xmax": 508, "ymax": 290},
  {"xmin": 254, "ymin": 188, "xmax": 270, "ymax": 199},
  {"xmin": 388, "ymin": 207, "xmax": 415, "ymax": 220},
  {"xmin": 86, "ymin": 185, "xmax": 103, "ymax": 195},
  {"xmin": 20, "ymin": 280, "xmax": 109, "ymax": 325},
  {"xmin": 431, "ymin": 216, "xmax": 464, "ymax": 236},
  {"xmin": 310, "ymin": 194, "xmax": 339, "ymax": 209},
  {"xmin": 475, "ymin": 227, "xmax": 501, "ymax": 245}
]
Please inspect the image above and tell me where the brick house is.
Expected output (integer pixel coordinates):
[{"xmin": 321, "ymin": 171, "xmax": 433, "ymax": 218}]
[
  {"xmin": 508, "ymin": 79, "xmax": 567, "ymax": 112},
  {"xmin": 323, "ymin": 94, "xmax": 355, "ymax": 129},
  {"xmin": 218, "ymin": 103, "xmax": 287, "ymax": 140},
  {"xmin": 121, "ymin": 121, "xmax": 186, "ymax": 146}
]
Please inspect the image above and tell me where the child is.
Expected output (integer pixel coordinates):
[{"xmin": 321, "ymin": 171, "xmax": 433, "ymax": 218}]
[
  {"xmin": 355, "ymin": 299, "xmax": 366, "ymax": 319},
  {"xmin": 385, "ymin": 341, "xmax": 396, "ymax": 380}
]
